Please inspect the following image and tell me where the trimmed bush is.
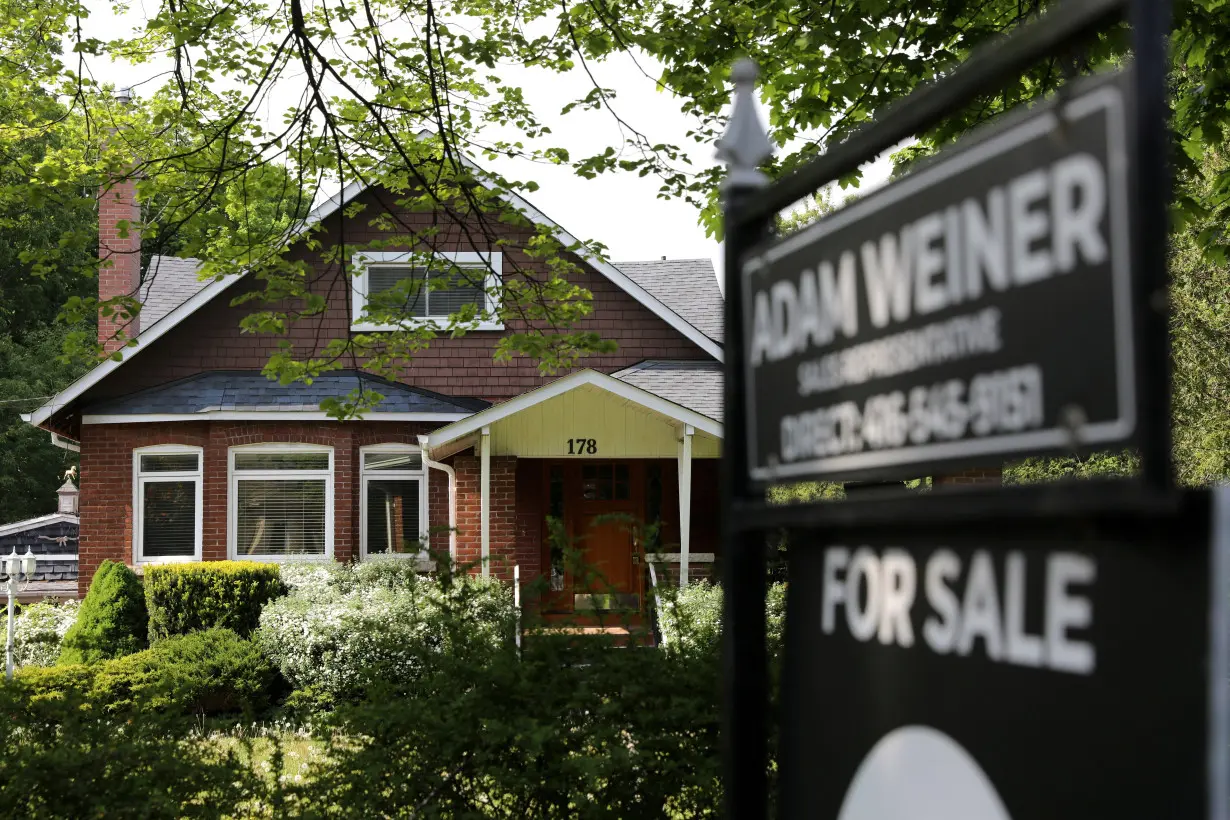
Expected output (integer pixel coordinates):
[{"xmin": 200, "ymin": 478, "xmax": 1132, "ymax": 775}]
[
  {"xmin": 12, "ymin": 599, "xmax": 79, "ymax": 668},
  {"xmin": 145, "ymin": 561, "xmax": 284, "ymax": 641},
  {"xmin": 18, "ymin": 627, "xmax": 273, "ymax": 717},
  {"xmin": 59, "ymin": 560, "xmax": 147, "ymax": 665}
]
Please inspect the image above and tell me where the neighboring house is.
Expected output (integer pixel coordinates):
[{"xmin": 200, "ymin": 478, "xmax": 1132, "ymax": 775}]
[
  {"xmin": 0, "ymin": 479, "xmax": 81, "ymax": 602},
  {"xmin": 25, "ymin": 171, "xmax": 725, "ymax": 616}
]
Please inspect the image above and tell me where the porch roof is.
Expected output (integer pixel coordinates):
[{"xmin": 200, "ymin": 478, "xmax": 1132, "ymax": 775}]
[{"xmin": 425, "ymin": 369, "xmax": 722, "ymax": 459}]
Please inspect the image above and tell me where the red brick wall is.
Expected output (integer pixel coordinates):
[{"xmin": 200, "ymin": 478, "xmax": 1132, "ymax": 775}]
[
  {"xmin": 98, "ymin": 179, "xmax": 141, "ymax": 352},
  {"xmin": 78, "ymin": 420, "xmax": 442, "ymax": 596},
  {"xmin": 90, "ymin": 186, "xmax": 713, "ymax": 407},
  {"xmin": 450, "ymin": 453, "xmax": 518, "ymax": 579}
]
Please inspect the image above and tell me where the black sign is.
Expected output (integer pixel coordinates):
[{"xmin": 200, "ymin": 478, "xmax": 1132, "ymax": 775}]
[
  {"xmin": 741, "ymin": 70, "xmax": 1136, "ymax": 485},
  {"xmin": 778, "ymin": 488, "xmax": 1230, "ymax": 819}
]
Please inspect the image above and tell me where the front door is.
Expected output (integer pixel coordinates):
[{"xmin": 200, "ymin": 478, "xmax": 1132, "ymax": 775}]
[{"xmin": 541, "ymin": 461, "xmax": 644, "ymax": 612}]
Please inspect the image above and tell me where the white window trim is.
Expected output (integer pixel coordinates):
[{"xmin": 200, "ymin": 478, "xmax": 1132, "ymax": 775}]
[
  {"xmin": 359, "ymin": 444, "xmax": 430, "ymax": 562},
  {"xmin": 132, "ymin": 444, "xmax": 203, "ymax": 565},
  {"xmin": 227, "ymin": 443, "xmax": 335, "ymax": 562},
  {"xmin": 351, "ymin": 250, "xmax": 504, "ymax": 332}
]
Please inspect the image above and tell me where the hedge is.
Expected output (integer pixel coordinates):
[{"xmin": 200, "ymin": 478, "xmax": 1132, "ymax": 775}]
[
  {"xmin": 145, "ymin": 561, "xmax": 284, "ymax": 641},
  {"xmin": 18, "ymin": 627, "xmax": 274, "ymax": 717},
  {"xmin": 59, "ymin": 560, "xmax": 147, "ymax": 665}
]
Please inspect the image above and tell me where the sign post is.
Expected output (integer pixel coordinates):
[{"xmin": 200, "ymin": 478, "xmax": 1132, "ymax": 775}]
[{"xmin": 716, "ymin": 0, "xmax": 1227, "ymax": 818}]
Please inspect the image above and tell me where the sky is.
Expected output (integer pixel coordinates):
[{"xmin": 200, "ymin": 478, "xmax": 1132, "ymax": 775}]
[{"xmin": 76, "ymin": 1, "xmax": 897, "ymax": 291}]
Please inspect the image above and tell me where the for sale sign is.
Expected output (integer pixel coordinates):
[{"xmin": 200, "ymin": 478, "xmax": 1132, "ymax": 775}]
[
  {"xmin": 741, "ymin": 70, "xmax": 1137, "ymax": 485},
  {"xmin": 777, "ymin": 488, "xmax": 1230, "ymax": 819}
]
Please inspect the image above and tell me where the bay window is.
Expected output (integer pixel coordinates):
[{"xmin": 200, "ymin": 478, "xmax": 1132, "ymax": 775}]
[
  {"xmin": 229, "ymin": 445, "xmax": 333, "ymax": 560},
  {"xmin": 133, "ymin": 446, "xmax": 203, "ymax": 563},
  {"xmin": 360, "ymin": 444, "xmax": 428, "ymax": 559}
]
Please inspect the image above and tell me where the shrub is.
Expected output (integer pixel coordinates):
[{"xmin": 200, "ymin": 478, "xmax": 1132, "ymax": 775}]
[
  {"xmin": 18, "ymin": 628, "xmax": 274, "ymax": 718},
  {"xmin": 0, "ymin": 680, "xmax": 269, "ymax": 818},
  {"xmin": 59, "ymin": 560, "xmax": 147, "ymax": 665},
  {"xmin": 258, "ymin": 559, "xmax": 514, "ymax": 701},
  {"xmin": 657, "ymin": 580, "xmax": 787, "ymax": 655},
  {"xmin": 145, "ymin": 561, "xmax": 285, "ymax": 641},
  {"xmin": 12, "ymin": 599, "xmax": 79, "ymax": 668}
]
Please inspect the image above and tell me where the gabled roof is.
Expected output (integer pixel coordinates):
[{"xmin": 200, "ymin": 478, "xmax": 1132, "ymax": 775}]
[
  {"xmin": 140, "ymin": 255, "xmax": 208, "ymax": 325},
  {"xmin": 80, "ymin": 370, "xmax": 488, "ymax": 423},
  {"xmin": 425, "ymin": 368, "xmax": 722, "ymax": 454},
  {"xmin": 613, "ymin": 360, "xmax": 723, "ymax": 421},
  {"xmin": 28, "ymin": 172, "xmax": 723, "ymax": 431},
  {"xmin": 0, "ymin": 512, "xmax": 78, "ymax": 538},
  {"xmin": 616, "ymin": 260, "xmax": 723, "ymax": 342}
]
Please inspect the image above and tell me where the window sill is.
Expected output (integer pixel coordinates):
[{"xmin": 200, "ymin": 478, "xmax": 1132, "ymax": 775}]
[
  {"xmin": 351, "ymin": 320, "xmax": 505, "ymax": 333},
  {"xmin": 230, "ymin": 553, "xmax": 333, "ymax": 563},
  {"xmin": 135, "ymin": 556, "xmax": 201, "ymax": 569}
]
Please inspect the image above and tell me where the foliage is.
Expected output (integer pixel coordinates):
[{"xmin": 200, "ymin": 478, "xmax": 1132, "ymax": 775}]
[
  {"xmin": 145, "ymin": 560, "xmax": 285, "ymax": 641},
  {"xmin": 1004, "ymin": 450, "xmax": 1141, "ymax": 485},
  {"xmin": 0, "ymin": 323, "xmax": 88, "ymax": 522},
  {"xmin": 281, "ymin": 632, "xmax": 724, "ymax": 817},
  {"xmin": 0, "ymin": 680, "xmax": 272, "ymax": 819},
  {"xmin": 20, "ymin": 628, "xmax": 274, "ymax": 718},
  {"xmin": 657, "ymin": 580, "xmax": 787, "ymax": 657},
  {"xmin": 257, "ymin": 558, "xmax": 514, "ymax": 702},
  {"xmin": 11, "ymin": 599, "xmax": 78, "ymax": 668},
  {"xmin": 58, "ymin": 560, "xmax": 147, "ymax": 665}
]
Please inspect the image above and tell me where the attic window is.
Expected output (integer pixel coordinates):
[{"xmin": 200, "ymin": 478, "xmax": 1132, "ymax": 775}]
[{"xmin": 352, "ymin": 251, "xmax": 503, "ymax": 332}]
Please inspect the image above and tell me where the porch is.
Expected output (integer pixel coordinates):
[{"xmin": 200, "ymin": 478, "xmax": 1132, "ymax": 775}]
[{"xmin": 425, "ymin": 368, "xmax": 723, "ymax": 615}]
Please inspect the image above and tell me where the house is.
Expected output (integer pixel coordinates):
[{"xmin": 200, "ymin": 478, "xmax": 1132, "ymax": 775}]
[
  {"xmin": 0, "ymin": 478, "xmax": 81, "ymax": 602},
  {"xmin": 24, "ymin": 168, "xmax": 726, "ymax": 615}
]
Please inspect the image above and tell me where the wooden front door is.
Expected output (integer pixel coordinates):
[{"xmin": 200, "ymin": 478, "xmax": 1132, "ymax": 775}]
[{"xmin": 541, "ymin": 461, "xmax": 645, "ymax": 612}]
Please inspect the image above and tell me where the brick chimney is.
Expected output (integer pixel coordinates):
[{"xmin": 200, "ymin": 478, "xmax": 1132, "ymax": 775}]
[{"xmin": 98, "ymin": 174, "xmax": 141, "ymax": 353}]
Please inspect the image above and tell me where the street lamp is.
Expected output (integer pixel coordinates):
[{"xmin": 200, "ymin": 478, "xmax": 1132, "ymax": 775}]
[{"xmin": 5, "ymin": 547, "xmax": 37, "ymax": 679}]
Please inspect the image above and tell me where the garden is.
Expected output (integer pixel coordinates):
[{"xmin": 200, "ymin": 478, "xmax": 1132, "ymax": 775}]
[{"xmin": 1, "ymin": 556, "xmax": 786, "ymax": 818}]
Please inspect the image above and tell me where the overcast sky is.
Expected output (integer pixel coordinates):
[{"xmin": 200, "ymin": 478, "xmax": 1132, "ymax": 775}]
[{"xmin": 78, "ymin": 2, "xmax": 895, "ymax": 290}]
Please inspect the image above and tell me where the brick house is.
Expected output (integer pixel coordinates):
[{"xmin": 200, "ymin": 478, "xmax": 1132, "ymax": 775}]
[{"xmin": 24, "ymin": 172, "xmax": 725, "ymax": 614}]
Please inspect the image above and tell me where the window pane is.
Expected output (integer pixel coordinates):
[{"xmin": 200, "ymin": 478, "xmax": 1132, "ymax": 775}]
[
  {"xmin": 236, "ymin": 479, "xmax": 327, "ymax": 556},
  {"xmin": 363, "ymin": 451, "xmax": 423, "ymax": 471},
  {"xmin": 365, "ymin": 479, "xmax": 421, "ymax": 554},
  {"xmin": 368, "ymin": 266, "xmax": 428, "ymax": 318},
  {"xmin": 234, "ymin": 452, "xmax": 329, "ymax": 471},
  {"xmin": 142, "ymin": 480, "xmax": 196, "ymax": 557},
  {"xmin": 140, "ymin": 453, "xmax": 199, "ymax": 473},
  {"xmin": 428, "ymin": 267, "xmax": 484, "ymax": 316}
]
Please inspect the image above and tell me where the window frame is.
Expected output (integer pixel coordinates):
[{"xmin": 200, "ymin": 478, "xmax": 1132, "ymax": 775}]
[
  {"xmin": 227, "ymin": 443, "xmax": 335, "ymax": 562},
  {"xmin": 359, "ymin": 443, "xmax": 429, "ymax": 561},
  {"xmin": 351, "ymin": 250, "xmax": 504, "ymax": 332},
  {"xmin": 132, "ymin": 444, "xmax": 204, "ymax": 565}
]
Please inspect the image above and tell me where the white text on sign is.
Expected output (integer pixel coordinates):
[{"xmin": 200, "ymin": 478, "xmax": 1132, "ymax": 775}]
[{"xmin": 820, "ymin": 546, "xmax": 1096, "ymax": 674}]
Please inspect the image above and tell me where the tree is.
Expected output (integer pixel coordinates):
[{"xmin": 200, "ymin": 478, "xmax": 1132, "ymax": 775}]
[{"xmin": 0, "ymin": 0, "xmax": 1225, "ymax": 427}]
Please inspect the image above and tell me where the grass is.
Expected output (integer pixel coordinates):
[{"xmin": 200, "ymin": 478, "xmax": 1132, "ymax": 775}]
[{"xmin": 196, "ymin": 719, "xmax": 333, "ymax": 786}]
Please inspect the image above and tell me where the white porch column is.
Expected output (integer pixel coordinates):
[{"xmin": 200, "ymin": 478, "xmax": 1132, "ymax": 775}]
[
  {"xmin": 480, "ymin": 425, "xmax": 491, "ymax": 578},
  {"xmin": 678, "ymin": 424, "xmax": 694, "ymax": 586}
]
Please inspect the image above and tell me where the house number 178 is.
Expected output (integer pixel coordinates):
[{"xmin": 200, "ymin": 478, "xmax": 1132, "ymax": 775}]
[{"xmin": 568, "ymin": 438, "xmax": 598, "ymax": 455}]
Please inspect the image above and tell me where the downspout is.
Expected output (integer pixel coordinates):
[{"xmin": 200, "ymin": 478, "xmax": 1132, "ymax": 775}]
[
  {"xmin": 418, "ymin": 435, "xmax": 457, "ymax": 564},
  {"xmin": 480, "ymin": 426, "xmax": 491, "ymax": 579}
]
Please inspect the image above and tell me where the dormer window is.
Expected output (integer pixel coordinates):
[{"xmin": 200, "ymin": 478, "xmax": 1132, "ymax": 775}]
[{"xmin": 351, "ymin": 251, "xmax": 503, "ymax": 332}]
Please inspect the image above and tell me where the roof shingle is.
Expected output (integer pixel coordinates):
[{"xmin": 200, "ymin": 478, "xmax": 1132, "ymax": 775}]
[
  {"xmin": 613, "ymin": 360, "xmax": 723, "ymax": 421},
  {"xmin": 82, "ymin": 370, "xmax": 489, "ymax": 416},
  {"xmin": 614, "ymin": 258, "xmax": 723, "ymax": 343},
  {"xmin": 140, "ymin": 255, "xmax": 207, "ymax": 326}
]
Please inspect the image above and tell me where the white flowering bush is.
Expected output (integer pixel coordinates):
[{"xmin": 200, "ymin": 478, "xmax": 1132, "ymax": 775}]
[
  {"xmin": 257, "ymin": 557, "xmax": 514, "ymax": 700},
  {"xmin": 657, "ymin": 581, "xmax": 786, "ymax": 655},
  {"xmin": 11, "ymin": 599, "xmax": 80, "ymax": 668}
]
